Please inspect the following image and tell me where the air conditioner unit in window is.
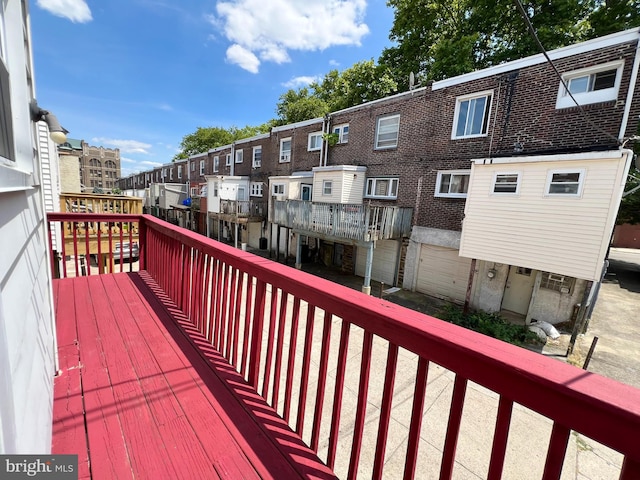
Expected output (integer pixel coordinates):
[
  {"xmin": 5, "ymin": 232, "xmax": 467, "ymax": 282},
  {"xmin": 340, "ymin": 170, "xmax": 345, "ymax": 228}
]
[{"xmin": 280, "ymin": 154, "xmax": 290, "ymax": 162}]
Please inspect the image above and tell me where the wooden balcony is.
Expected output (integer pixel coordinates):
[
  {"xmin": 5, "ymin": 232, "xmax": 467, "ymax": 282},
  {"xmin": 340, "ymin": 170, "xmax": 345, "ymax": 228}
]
[
  {"xmin": 47, "ymin": 213, "xmax": 640, "ymax": 480},
  {"xmin": 215, "ymin": 199, "xmax": 266, "ymax": 222},
  {"xmin": 60, "ymin": 192, "xmax": 143, "ymax": 214},
  {"xmin": 272, "ymin": 200, "xmax": 413, "ymax": 242}
]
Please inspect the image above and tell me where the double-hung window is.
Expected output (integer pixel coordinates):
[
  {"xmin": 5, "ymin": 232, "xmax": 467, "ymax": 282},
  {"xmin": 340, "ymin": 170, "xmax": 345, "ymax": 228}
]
[
  {"xmin": 250, "ymin": 182, "xmax": 263, "ymax": 197},
  {"xmin": 333, "ymin": 124, "xmax": 349, "ymax": 143},
  {"xmin": 280, "ymin": 138, "xmax": 291, "ymax": 163},
  {"xmin": 0, "ymin": 5, "xmax": 14, "ymax": 166},
  {"xmin": 177, "ymin": 165, "xmax": 182, "ymax": 179},
  {"xmin": 453, "ymin": 91, "xmax": 492, "ymax": 139},
  {"xmin": 252, "ymin": 146, "xmax": 262, "ymax": 168},
  {"xmin": 556, "ymin": 61, "xmax": 623, "ymax": 109},
  {"xmin": 435, "ymin": 170, "xmax": 470, "ymax": 198},
  {"xmin": 226, "ymin": 153, "xmax": 232, "ymax": 166},
  {"xmin": 308, "ymin": 132, "xmax": 323, "ymax": 151},
  {"xmin": 375, "ymin": 114, "xmax": 400, "ymax": 149},
  {"xmin": 493, "ymin": 173, "xmax": 520, "ymax": 194},
  {"xmin": 545, "ymin": 169, "xmax": 584, "ymax": 196},
  {"xmin": 199, "ymin": 160, "xmax": 205, "ymax": 176},
  {"xmin": 365, "ymin": 178, "xmax": 398, "ymax": 199},
  {"xmin": 235, "ymin": 149, "xmax": 243, "ymax": 163},
  {"xmin": 272, "ymin": 183, "xmax": 285, "ymax": 195},
  {"xmin": 213, "ymin": 155, "xmax": 219, "ymax": 172},
  {"xmin": 323, "ymin": 180, "xmax": 332, "ymax": 196}
]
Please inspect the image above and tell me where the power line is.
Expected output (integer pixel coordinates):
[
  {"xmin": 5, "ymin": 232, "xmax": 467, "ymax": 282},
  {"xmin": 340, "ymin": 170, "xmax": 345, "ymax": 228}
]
[{"xmin": 512, "ymin": 0, "xmax": 622, "ymax": 145}]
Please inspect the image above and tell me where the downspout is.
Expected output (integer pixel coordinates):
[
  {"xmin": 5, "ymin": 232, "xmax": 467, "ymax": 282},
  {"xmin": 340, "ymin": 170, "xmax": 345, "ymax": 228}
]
[
  {"xmin": 618, "ymin": 35, "xmax": 640, "ymax": 142},
  {"xmin": 230, "ymin": 143, "xmax": 235, "ymax": 176},
  {"xmin": 319, "ymin": 116, "xmax": 326, "ymax": 167},
  {"xmin": 324, "ymin": 115, "xmax": 331, "ymax": 167}
]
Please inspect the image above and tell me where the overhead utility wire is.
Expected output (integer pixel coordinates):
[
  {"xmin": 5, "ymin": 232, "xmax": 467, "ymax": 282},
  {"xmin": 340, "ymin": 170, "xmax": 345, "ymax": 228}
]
[{"xmin": 512, "ymin": 0, "xmax": 622, "ymax": 145}]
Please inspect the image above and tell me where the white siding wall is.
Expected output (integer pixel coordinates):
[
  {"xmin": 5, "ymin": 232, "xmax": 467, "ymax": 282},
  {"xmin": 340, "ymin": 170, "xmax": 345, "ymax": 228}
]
[
  {"xmin": 0, "ymin": 0, "xmax": 56, "ymax": 454},
  {"xmin": 340, "ymin": 171, "xmax": 366, "ymax": 204},
  {"xmin": 460, "ymin": 152, "xmax": 631, "ymax": 281},
  {"xmin": 313, "ymin": 170, "xmax": 344, "ymax": 203}
]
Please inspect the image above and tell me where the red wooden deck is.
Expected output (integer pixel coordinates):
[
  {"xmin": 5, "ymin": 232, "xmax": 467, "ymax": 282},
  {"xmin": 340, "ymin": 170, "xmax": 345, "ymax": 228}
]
[{"xmin": 51, "ymin": 272, "xmax": 336, "ymax": 480}]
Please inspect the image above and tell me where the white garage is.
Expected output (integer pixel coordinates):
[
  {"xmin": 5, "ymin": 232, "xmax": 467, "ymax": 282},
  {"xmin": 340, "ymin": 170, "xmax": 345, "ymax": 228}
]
[
  {"xmin": 416, "ymin": 245, "xmax": 472, "ymax": 302},
  {"xmin": 355, "ymin": 240, "xmax": 400, "ymax": 285}
]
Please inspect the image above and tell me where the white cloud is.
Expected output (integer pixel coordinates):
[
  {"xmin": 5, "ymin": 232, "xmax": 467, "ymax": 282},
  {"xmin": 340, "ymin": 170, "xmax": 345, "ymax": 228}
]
[
  {"xmin": 213, "ymin": 0, "xmax": 369, "ymax": 72},
  {"xmin": 226, "ymin": 45, "xmax": 260, "ymax": 74},
  {"xmin": 329, "ymin": 59, "xmax": 340, "ymax": 67},
  {"xmin": 36, "ymin": 0, "xmax": 92, "ymax": 23},
  {"xmin": 140, "ymin": 161, "xmax": 162, "ymax": 167},
  {"xmin": 121, "ymin": 157, "xmax": 136, "ymax": 164},
  {"xmin": 156, "ymin": 103, "xmax": 173, "ymax": 111},
  {"xmin": 282, "ymin": 75, "xmax": 320, "ymax": 88},
  {"xmin": 92, "ymin": 137, "xmax": 152, "ymax": 154}
]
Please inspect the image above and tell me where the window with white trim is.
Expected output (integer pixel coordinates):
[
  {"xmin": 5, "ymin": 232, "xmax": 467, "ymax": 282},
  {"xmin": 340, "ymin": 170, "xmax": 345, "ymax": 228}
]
[
  {"xmin": 365, "ymin": 178, "xmax": 398, "ymax": 199},
  {"xmin": 235, "ymin": 149, "xmax": 243, "ymax": 163},
  {"xmin": 0, "ymin": 5, "xmax": 14, "ymax": 163},
  {"xmin": 272, "ymin": 183, "xmax": 285, "ymax": 195},
  {"xmin": 250, "ymin": 182, "xmax": 263, "ymax": 197},
  {"xmin": 545, "ymin": 169, "xmax": 584, "ymax": 196},
  {"xmin": 540, "ymin": 272, "xmax": 576, "ymax": 294},
  {"xmin": 453, "ymin": 91, "xmax": 492, "ymax": 139},
  {"xmin": 556, "ymin": 61, "xmax": 624, "ymax": 109},
  {"xmin": 155, "ymin": 172, "xmax": 159, "ymax": 181},
  {"xmin": 178, "ymin": 165, "xmax": 182, "ymax": 179},
  {"xmin": 333, "ymin": 124, "xmax": 349, "ymax": 143},
  {"xmin": 190, "ymin": 187, "xmax": 198, "ymax": 197},
  {"xmin": 323, "ymin": 180, "xmax": 332, "ymax": 195},
  {"xmin": 162, "ymin": 168, "xmax": 167, "ymax": 179},
  {"xmin": 213, "ymin": 155, "xmax": 219, "ymax": 172},
  {"xmin": 191, "ymin": 161, "xmax": 195, "ymax": 171},
  {"xmin": 308, "ymin": 132, "xmax": 323, "ymax": 151},
  {"xmin": 212, "ymin": 182, "xmax": 218, "ymax": 197},
  {"xmin": 199, "ymin": 160, "xmax": 205, "ymax": 176},
  {"xmin": 375, "ymin": 114, "xmax": 400, "ymax": 149},
  {"xmin": 435, "ymin": 170, "xmax": 470, "ymax": 198},
  {"xmin": 226, "ymin": 153, "xmax": 232, "ymax": 166},
  {"xmin": 280, "ymin": 138, "xmax": 291, "ymax": 162},
  {"xmin": 493, "ymin": 172, "xmax": 520, "ymax": 194},
  {"xmin": 170, "ymin": 169, "xmax": 173, "ymax": 180},
  {"xmin": 252, "ymin": 146, "xmax": 262, "ymax": 168}
]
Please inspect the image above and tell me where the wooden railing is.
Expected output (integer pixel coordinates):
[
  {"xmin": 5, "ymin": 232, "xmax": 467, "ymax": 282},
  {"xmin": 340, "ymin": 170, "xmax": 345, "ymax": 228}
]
[
  {"xmin": 220, "ymin": 199, "xmax": 266, "ymax": 218},
  {"xmin": 47, "ymin": 213, "xmax": 640, "ymax": 480},
  {"xmin": 273, "ymin": 200, "xmax": 413, "ymax": 241},
  {"xmin": 60, "ymin": 192, "xmax": 143, "ymax": 214}
]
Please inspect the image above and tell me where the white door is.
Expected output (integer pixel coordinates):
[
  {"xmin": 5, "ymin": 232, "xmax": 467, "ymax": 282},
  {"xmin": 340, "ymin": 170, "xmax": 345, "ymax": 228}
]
[
  {"xmin": 501, "ymin": 266, "xmax": 536, "ymax": 315},
  {"xmin": 355, "ymin": 240, "xmax": 400, "ymax": 285},
  {"xmin": 416, "ymin": 245, "xmax": 472, "ymax": 303}
]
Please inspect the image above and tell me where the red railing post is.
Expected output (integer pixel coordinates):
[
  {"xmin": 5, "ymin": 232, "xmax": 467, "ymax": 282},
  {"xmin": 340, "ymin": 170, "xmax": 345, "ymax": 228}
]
[
  {"xmin": 248, "ymin": 279, "xmax": 267, "ymax": 389},
  {"xmin": 138, "ymin": 217, "xmax": 146, "ymax": 271}
]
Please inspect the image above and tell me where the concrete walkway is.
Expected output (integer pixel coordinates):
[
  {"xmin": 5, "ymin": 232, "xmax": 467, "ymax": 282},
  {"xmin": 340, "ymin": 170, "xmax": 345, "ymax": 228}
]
[{"xmin": 577, "ymin": 248, "xmax": 640, "ymax": 389}]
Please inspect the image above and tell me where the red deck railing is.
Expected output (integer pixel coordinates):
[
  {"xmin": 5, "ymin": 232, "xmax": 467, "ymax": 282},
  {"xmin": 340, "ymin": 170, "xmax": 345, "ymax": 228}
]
[{"xmin": 47, "ymin": 213, "xmax": 640, "ymax": 480}]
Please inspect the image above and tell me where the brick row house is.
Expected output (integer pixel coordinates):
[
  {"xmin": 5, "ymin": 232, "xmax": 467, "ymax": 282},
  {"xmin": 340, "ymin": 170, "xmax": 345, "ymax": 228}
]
[{"xmin": 117, "ymin": 27, "xmax": 640, "ymax": 326}]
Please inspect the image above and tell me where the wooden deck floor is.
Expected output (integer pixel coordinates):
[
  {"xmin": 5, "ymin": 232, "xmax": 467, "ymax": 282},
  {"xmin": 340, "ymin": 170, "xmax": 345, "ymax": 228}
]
[{"xmin": 52, "ymin": 272, "xmax": 335, "ymax": 480}]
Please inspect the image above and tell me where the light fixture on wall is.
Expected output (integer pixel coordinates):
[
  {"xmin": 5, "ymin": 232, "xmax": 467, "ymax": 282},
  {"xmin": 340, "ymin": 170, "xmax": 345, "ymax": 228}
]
[
  {"xmin": 487, "ymin": 269, "xmax": 497, "ymax": 279},
  {"xmin": 30, "ymin": 100, "xmax": 68, "ymax": 144}
]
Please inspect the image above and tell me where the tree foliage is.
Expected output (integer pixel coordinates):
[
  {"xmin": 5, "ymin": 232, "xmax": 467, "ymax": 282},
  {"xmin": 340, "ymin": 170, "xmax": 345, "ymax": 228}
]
[
  {"xmin": 617, "ymin": 167, "xmax": 640, "ymax": 224},
  {"xmin": 380, "ymin": 0, "xmax": 640, "ymax": 86},
  {"xmin": 173, "ymin": 124, "xmax": 271, "ymax": 160},
  {"xmin": 275, "ymin": 60, "xmax": 398, "ymax": 124}
]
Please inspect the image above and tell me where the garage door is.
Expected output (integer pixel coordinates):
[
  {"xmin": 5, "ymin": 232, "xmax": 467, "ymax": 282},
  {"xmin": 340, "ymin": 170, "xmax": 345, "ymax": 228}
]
[
  {"xmin": 416, "ymin": 245, "xmax": 472, "ymax": 302},
  {"xmin": 355, "ymin": 240, "xmax": 400, "ymax": 285}
]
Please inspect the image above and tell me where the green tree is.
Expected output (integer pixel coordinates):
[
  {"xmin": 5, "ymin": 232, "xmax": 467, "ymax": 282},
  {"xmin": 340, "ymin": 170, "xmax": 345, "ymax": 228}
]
[
  {"xmin": 173, "ymin": 124, "xmax": 272, "ymax": 160},
  {"xmin": 617, "ymin": 167, "xmax": 640, "ymax": 224},
  {"xmin": 275, "ymin": 87, "xmax": 329, "ymax": 125}
]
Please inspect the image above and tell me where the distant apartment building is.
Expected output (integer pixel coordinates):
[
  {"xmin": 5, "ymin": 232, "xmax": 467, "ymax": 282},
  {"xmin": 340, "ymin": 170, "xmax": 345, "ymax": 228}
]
[{"xmin": 57, "ymin": 139, "xmax": 121, "ymax": 192}]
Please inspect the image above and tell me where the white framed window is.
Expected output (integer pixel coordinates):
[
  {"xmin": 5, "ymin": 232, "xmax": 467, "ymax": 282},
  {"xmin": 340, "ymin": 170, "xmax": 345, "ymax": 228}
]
[
  {"xmin": 365, "ymin": 178, "xmax": 399, "ymax": 199},
  {"xmin": 169, "ymin": 169, "xmax": 173, "ymax": 180},
  {"xmin": 541, "ymin": 272, "xmax": 576, "ymax": 294},
  {"xmin": 250, "ymin": 182, "xmax": 263, "ymax": 197},
  {"xmin": 0, "ymin": 5, "xmax": 16, "ymax": 175},
  {"xmin": 272, "ymin": 183, "xmax": 285, "ymax": 195},
  {"xmin": 280, "ymin": 138, "xmax": 291, "ymax": 162},
  {"xmin": 333, "ymin": 124, "xmax": 349, "ymax": 143},
  {"xmin": 199, "ymin": 160, "xmax": 205, "ymax": 176},
  {"xmin": 492, "ymin": 172, "xmax": 520, "ymax": 194},
  {"xmin": 308, "ymin": 132, "xmax": 323, "ymax": 151},
  {"xmin": 178, "ymin": 165, "xmax": 182, "ymax": 179},
  {"xmin": 213, "ymin": 155, "xmax": 219, "ymax": 172},
  {"xmin": 452, "ymin": 91, "xmax": 492, "ymax": 139},
  {"xmin": 190, "ymin": 186, "xmax": 198, "ymax": 197},
  {"xmin": 323, "ymin": 180, "xmax": 332, "ymax": 195},
  {"xmin": 375, "ymin": 114, "xmax": 400, "ymax": 149},
  {"xmin": 212, "ymin": 182, "xmax": 219, "ymax": 197},
  {"xmin": 162, "ymin": 168, "xmax": 167, "ymax": 179},
  {"xmin": 226, "ymin": 153, "xmax": 232, "ymax": 166},
  {"xmin": 235, "ymin": 149, "xmax": 243, "ymax": 163},
  {"xmin": 252, "ymin": 146, "xmax": 262, "ymax": 168},
  {"xmin": 155, "ymin": 171, "xmax": 159, "ymax": 181},
  {"xmin": 435, "ymin": 170, "xmax": 470, "ymax": 198},
  {"xmin": 191, "ymin": 161, "xmax": 195, "ymax": 171},
  {"xmin": 556, "ymin": 61, "xmax": 624, "ymax": 109},
  {"xmin": 545, "ymin": 169, "xmax": 585, "ymax": 196}
]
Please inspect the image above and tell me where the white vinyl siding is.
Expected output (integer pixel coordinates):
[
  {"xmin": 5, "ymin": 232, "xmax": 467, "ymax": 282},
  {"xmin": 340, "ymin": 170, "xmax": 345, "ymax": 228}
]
[
  {"xmin": 312, "ymin": 168, "xmax": 366, "ymax": 204},
  {"xmin": 416, "ymin": 246, "xmax": 472, "ymax": 302},
  {"xmin": 355, "ymin": 240, "xmax": 400, "ymax": 285},
  {"xmin": 375, "ymin": 114, "xmax": 400, "ymax": 149},
  {"xmin": 460, "ymin": 152, "xmax": 630, "ymax": 281}
]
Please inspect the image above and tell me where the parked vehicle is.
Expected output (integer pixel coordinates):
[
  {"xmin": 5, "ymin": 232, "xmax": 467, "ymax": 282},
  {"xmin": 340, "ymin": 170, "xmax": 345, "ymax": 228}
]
[{"xmin": 113, "ymin": 241, "xmax": 139, "ymax": 262}]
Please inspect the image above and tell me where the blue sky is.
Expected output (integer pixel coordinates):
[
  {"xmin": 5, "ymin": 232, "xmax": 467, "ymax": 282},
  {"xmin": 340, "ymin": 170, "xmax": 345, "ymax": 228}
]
[{"xmin": 31, "ymin": 0, "xmax": 395, "ymax": 176}]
